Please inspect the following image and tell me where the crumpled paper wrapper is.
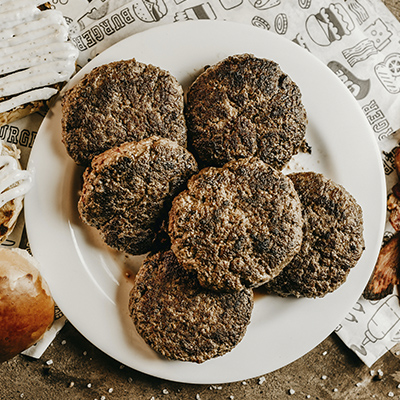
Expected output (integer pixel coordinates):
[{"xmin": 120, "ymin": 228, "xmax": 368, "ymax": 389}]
[
  {"xmin": 7, "ymin": 0, "xmax": 400, "ymax": 365},
  {"xmin": 336, "ymin": 287, "xmax": 400, "ymax": 367}
]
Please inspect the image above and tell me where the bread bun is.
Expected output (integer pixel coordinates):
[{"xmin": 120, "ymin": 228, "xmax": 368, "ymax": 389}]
[{"xmin": 0, "ymin": 248, "xmax": 54, "ymax": 362}]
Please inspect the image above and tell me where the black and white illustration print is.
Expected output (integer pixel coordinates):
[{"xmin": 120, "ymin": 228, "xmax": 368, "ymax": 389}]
[
  {"xmin": 298, "ymin": 0, "xmax": 311, "ymax": 10},
  {"xmin": 305, "ymin": 3, "xmax": 355, "ymax": 46},
  {"xmin": 219, "ymin": 0, "xmax": 243, "ymax": 10},
  {"xmin": 251, "ymin": 15, "xmax": 270, "ymax": 29},
  {"xmin": 248, "ymin": 0, "xmax": 280, "ymax": 11},
  {"xmin": 132, "ymin": 0, "xmax": 168, "ymax": 22},
  {"xmin": 174, "ymin": 3, "xmax": 216, "ymax": 21},
  {"xmin": 274, "ymin": 13, "xmax": 288, "ymax": 35},
  {"xmin": 292, "ymin": 34, "xmax": 310, "ymax": 51},
  {"xmin": 347, "ymin": 0, "xmax": 368, "ymax": 25},
  {"xmin": 375, "ymin": 53, "xmax": 400, "ymax": 94},
  {"xmin": 74, "ymin": 0, "xmax": 110, "ymax": 30},
  {"xmin": 327, "ymin": 60, "xmax": 370, "ymax": 100},
  {"xmin": 350, "ymin": 295, "xmax": 400, "ymax": 357},
  {"xmin": 343, "ymin": 18, "xmax": 393, "ymax": 66}
]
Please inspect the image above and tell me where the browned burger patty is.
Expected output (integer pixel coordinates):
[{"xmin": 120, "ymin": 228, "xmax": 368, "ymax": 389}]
[
  {"xmin": 129, "ymin": 249, "xmax": 254, "ymax": 363},
  {"xmin": 185, "ymin": 53, "xmax": 307, "ymax": 169},
  {"xmin": 78, "ymin": 136, "xmax": 198, "ymax": 255},
  {"xmin": 264, "ymin": 172, "xmax": 365, "ymax": 298},
  {"xmin": 61, "ymin": 58, "xmax": 187, "ymax": 166},
  {"xmin": 168, "ymin": 157, "xmax": 304, "ymax": 292}
]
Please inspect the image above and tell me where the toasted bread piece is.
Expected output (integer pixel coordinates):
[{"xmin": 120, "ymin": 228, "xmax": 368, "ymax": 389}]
[{"xmin": 363, "ymin": 232, "xmax": 400, "ymax": 300}]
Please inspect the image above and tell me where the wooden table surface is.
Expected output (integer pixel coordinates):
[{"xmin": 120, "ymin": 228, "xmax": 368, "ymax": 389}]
[{"xmin": 2, "ymin": 1, "xmax": 400, "ymax": 399}]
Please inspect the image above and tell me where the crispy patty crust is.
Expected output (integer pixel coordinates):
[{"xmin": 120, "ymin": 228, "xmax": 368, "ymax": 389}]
[
  {"xmin": 168, "ymin": 157, "xmax": 304, "ymax": 292},
  {"xmin": 61, "ymin": 58, "xmax": 187, "ymax": 165},
  {"xmin": 265, "ymin": 172, "xmax": 364, "ymax": 298},
  {"xmin": 129, "ymin": 249, "xmax": 254, "ymax": 363},
  {"xmin": 185, "ymin": 54, "xmax": 307, "ymax": 169},
  {"xmin": 78, "ymin": 136, "xmax": 198, "ymax": 255}
]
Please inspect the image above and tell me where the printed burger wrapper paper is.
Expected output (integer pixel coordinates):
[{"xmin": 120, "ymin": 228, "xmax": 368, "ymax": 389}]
[{"xmin": 5, "ymin": 0, "xmax": 400, "ymax": 365}]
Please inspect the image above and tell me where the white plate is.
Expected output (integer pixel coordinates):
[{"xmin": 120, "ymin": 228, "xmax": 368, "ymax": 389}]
[{"xmin": 25, "ymin": 20, "xmax": 386, "ymax": 384}]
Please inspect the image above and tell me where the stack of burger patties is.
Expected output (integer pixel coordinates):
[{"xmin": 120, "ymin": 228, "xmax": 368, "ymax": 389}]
[{"xmin": 61, "ymin": 54, "xmax": 365, "ymax": 363}]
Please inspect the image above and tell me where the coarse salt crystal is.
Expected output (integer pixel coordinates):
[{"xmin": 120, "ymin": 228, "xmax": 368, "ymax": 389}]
[
  {"xmin": 322, "ymin": 351, "xmax": 328, "ymax": 356},
  {"xmin": 356, "ymin": 382, "xmax": 362, "ymax": 387},
  {"xmin": 242, "ymin": 381, "xmax": 247, "ymax": 385},
  {"xmin": 258, "ymin": 376, "xmax": 266, "ymax": 385},
  {"xmin": 61, "ymin": 340, "xmax": 67, "ymax": 345},
  {"xmin": 196, "ymin": 395, "xmax": 201, "ymax": 400},
  {"xmin": 45, "ymin": 359, "xmax": 53, "ymax": 365},
  {"xmin": 288, "ymin": 389, "xmax": 295, "ymax": 395},
  {"xmin": 108, "ymin": 388, "xmax": 113, "ymax": 393},
  {"xmin": 388, "ymin": 392, "xmax": 394, "ymax": 397},
  {"xmin": 87, "ymin": 383, "xmax": 92, "ymax": 388},
  {"xmin": 321, "ymin": 375, "xmax": 327, "ymax": 380},
  {"xmin": 162, "ymin": 389, "xmax": 169, "ymax": 395}
]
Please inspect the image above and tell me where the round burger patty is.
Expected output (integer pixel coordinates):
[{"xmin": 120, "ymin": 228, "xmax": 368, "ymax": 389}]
[
  {"xmin": 129, "ymin": 249, "xmax": 254, "ymax": 363},
  {"xmin": 185, "ymin": 53, "xmax": 307, "ymax": 169},
  {"xmin": 78, "ymin": 136, "xmax": 198, "ymax": 255},
  {"xmin": 61, "ymin": 58, "xmax": 187, "ymax": 165},
  {"xmin": 264, "ymin": 172, "xmax": 365, "ymax": 298},
  {"xmin": 168, "ymin": 157, "xmax": 304, "ymax": 292}
]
